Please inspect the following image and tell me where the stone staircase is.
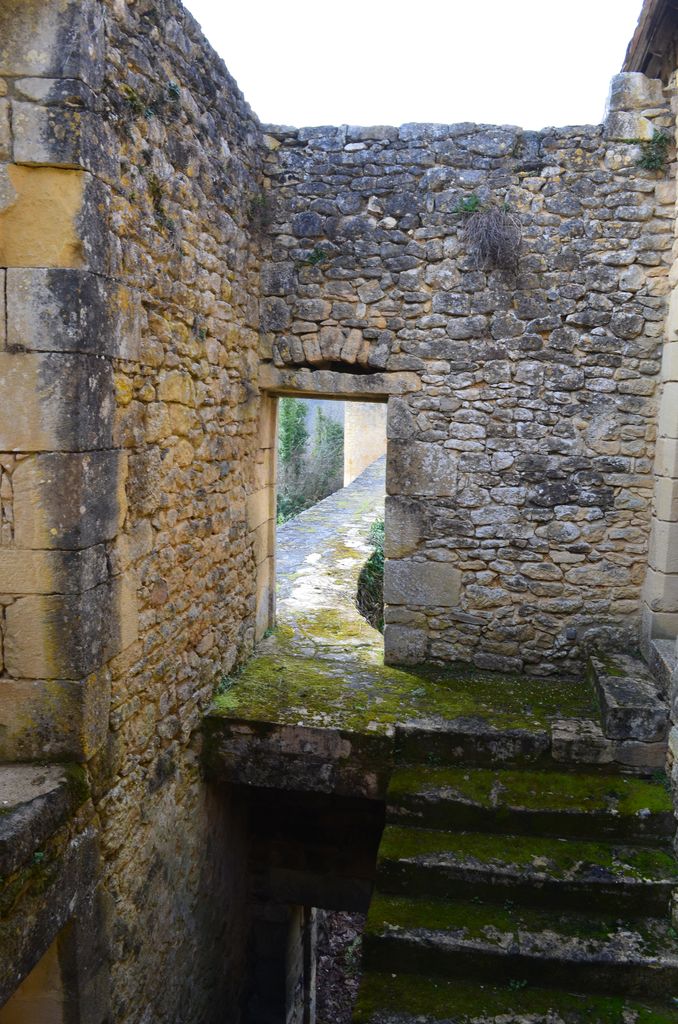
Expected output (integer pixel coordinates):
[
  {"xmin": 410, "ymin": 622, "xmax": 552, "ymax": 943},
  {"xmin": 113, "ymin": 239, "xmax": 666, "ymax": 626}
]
[{"xmin": 353, "ymin": 663, "xmax": 678, "ymax": 1024}]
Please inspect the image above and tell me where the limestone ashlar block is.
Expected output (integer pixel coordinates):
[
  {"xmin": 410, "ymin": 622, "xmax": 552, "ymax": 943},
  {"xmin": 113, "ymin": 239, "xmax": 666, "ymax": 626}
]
[
  {"xmin": 0, "ymin": 545, "xmax": 107, "ymax": 596},
  {"xmin": 4, "ymin": 577, "xmax": 138, "ymax": 680},
  {"xmin": 658, "ymin": 382, "xmax": 678, "ymax": 438},
  {"xmin": 11, "ymin": 103, "xmax": 117, "ymax": 181},
  {"xmin": 383, "ymin": 624, "xmax": 427, "ymax": 665},
  {"xmin": 7, "ymin": 269, "xmax": 141, "ymax": 360},
  {"xmin": 0, "ymin": 352, "xmax": 113, "ymax": 452},
  {"xmin": 604, "ymin": 111, "xmax": 654, "ymax": 142},
  {"xmin": 654, "ymin": 437, "xmax": 678, "ymax": 479},
  {"xmin": 13, "ymin": 451, "xmax": 126, "ymax": 550},
  {"xmin": 0, "ymin": 0, "xmax": 104, "ymax": 87},
  {"xmin": 589, "ymin": 653, "xmax": 669, "ymax": 743},
  {"xmin": 606, "ymin": 73, "xmax": 665, "ymax": 113},
  {"xmin": 387, "ymin": 440, "xmax": 458, "ymax": 497},
  {"xmin": 655, "ymin": 476, "xmax": 678, "ymax": 521},
  {"xmin": 0, "ymin": 99, "xmax": 9, "ymax": 161},
  {"xmin": 643, "ymin": 568, "xmax": 678, "ymax": 613},
  {"xmin": 662, "ymin": 341, "xmax": 678, "ymax": 381},
  {"xmin": 0, "ymin": 672, "xmax": 111, "ymax": 762},
  {"xmin": 384, "ymin": 558, "xmax": 462, "ymax": 607},
  {"xmin": 384, "ymin": 496, "xmax": 425, "ymax": 559},
  {"xmin": 649, "ymin": 520, "xmax": 678, "ymax": 574},
  {"xmin": 0, "ymin": 166, "xmax": 111, "ymax": 273}
]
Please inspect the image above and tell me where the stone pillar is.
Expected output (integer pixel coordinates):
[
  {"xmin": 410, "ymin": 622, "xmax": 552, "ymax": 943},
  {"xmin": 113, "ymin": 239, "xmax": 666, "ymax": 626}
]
[
  {"xmin": 0, "ymin": 0, "xmax": 139, "ymax": 762},
  {"xmin": 249, "ymin": 394, "xmax": 277, "ymax": 640},
  {"xmin": 630, "ymin": 71, "xmax": 678, "ymax": 648}
]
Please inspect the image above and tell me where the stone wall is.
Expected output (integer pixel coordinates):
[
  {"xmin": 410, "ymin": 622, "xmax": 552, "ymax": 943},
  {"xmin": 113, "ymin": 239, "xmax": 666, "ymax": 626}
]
[
  {"xmin": 260, "ymin": 75, "xmax": 675, "ymax": 675},
  {"xmin": 0, "ymin": 0, "xmax": 265, "ymax": 1020}
]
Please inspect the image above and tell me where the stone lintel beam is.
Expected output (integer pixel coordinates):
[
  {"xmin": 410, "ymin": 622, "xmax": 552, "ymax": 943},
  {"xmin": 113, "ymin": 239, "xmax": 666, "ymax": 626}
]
[{"xmin": 259, "ymin": 363, "xmax": 420, "ymax": 400}]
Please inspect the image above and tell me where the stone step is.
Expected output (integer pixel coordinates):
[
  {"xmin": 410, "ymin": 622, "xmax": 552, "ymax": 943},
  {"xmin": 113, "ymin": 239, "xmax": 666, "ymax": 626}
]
[
  {"xmin": 363, "ymin": 893, "xmax": 678, "ymax": 999},
  {"xmin": 386, "ymin": 765, "xmax": 675, "ymax": 842},
  {"xmin": 353, "ymin": 970, "xmax": 678, "ymax": 1024},
  {"xmin": 376, "ymin": 825, "xmax": 678, "ymax": 915},
  {"xmin": 395, "ymin": 719, "xmax": 551, "ymax": 768}
]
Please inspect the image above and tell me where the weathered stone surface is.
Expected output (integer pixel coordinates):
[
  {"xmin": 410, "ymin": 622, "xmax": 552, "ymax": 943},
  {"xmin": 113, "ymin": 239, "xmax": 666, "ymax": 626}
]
[
  {"xmin": 0, "ymin": 673, "xmax": 111, "ymax": 762},
  {"xmin": 606, "ymin": 72, "xmax": 666, "ymax": 113},
  {"xmin": 0, "ymin": 546, "xmax": 107, "ymax": 595},
  {"xmin": 384, "ymin": 559, "xmax": 461, "ymax": 607},
  {"xmin": 590, "ymin": 653, "xmax": 669, "ymax": 742},
  {"xmin": 387, "ymin": 441, "xmax": 457, "ymax": 497},
  {"xmin": 0, "ymin": 0, "xmax": 104, "ymax": 84},
  {"xmin": 383, "ymin": 625, "xmax": 428, "ymax": 665},
  {"xmin": 13, "ymin": 451, "xmax": 126, "ymax": 549},
  {"xmin": 0, "ymin": 353, "xmax": 114, "ymax": 452},
  {"xmin": 7, "ymin": 269, "xmax": 141, "ymax": 359},
  {"xmin": 11, "ymin": 103, "xmax": 116, "ymax": 178}
]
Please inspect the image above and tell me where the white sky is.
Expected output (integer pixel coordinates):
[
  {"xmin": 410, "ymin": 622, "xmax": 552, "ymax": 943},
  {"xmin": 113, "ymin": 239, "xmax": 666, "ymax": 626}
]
[{"xmin": 183, "ymin": 0, "xmax": 646, "ymax": 130}]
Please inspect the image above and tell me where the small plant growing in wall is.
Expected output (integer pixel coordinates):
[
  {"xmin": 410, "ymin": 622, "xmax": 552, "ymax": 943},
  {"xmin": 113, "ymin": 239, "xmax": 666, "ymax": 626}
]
[
  {"xmin": 247, "ymin": 191, "xmax": 275, "ymax": 233},
  {"xmin": 299, "ymin": 246, "xmax": 328, "ymax": 267},
  {"xmin": 636, "ymin": 131, "xmax": 670, "ymax": 173},
  {"xmin": 455, "ymin": 194, "xmax": 522, "ymax": 273}
]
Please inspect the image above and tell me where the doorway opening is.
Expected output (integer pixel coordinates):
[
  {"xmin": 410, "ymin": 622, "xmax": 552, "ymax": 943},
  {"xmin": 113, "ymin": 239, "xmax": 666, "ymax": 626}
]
[{"xmin": 275, "ymin": 396, "xmax": 387, "ymax": 649}]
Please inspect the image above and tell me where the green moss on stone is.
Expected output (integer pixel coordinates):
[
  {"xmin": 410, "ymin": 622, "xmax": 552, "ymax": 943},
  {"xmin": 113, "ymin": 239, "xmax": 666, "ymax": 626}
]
[
  {"xmin": 378, "ymin": 825, "xmax": 678, "ymax": 882},
  {"xmin": 354, "ymin": 971, "xmax": 678, "ymax": 1023},
  {"xmin": 388, "ymin": 766, "xmax": 674, "ymax": 816}
]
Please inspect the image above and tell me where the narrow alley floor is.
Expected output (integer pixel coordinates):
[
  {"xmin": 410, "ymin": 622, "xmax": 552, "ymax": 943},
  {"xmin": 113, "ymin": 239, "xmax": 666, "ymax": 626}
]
[{"xmin": 212, "ymin": 459, "xmax": 598, "ymax": 738}]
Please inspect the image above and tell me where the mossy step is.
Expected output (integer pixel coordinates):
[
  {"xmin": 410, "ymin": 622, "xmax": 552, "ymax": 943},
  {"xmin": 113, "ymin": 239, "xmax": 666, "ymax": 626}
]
[
  {"xmin": 377, "ymin": 826, "xmax": 678, "ymax": 915},
  {"xmin": 353, "ymin": 971, "xmax": 678, "ymax": 1024},
  {"xmin": 363, "ymin": 893, "xmax": 678, "ymax": 998},
  {"xmin": 386, "ymin": 766, "xmax": 675, "ymax": 842}
]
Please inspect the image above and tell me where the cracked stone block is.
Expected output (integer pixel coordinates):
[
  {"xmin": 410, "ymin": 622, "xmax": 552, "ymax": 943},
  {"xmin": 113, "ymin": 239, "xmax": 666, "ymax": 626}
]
[{"xmin": 551, "ymin": 719, "xmax": 614, "ymax": 765}]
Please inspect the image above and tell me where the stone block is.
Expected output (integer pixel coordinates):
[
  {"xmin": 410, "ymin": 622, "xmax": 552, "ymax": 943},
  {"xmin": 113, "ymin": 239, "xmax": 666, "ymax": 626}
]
[
  {"xmin": 256, "ymin": 557, "xmax": 274, "ymax": 640},
  {"xmin": 383, "ymin": 625, "xmax": 427, "ymax": 665},
  {"xmin": 551, "ymin": 719, "xmax": 614, "ymax": 765},
  {"xmin": 655, "ymin": 476, "xmax": 678, "ymax": 521},
  {"xmin": 0, "ymin": 164, "xmax": 84, "ymax": 268},
  {"xmin": 659, "ymin": 382, "xmax": 678, "ymax": 437},
  {"xmin": 384, "ymin": 558, "xmax": 461, "ymax": 607},
  {"xmin": 0, "ymin": 352, "xmax": 113, "ymax": 451},
  {"xmin": 384, "ymin": 497, "xmax": 425, "ymax": 558},
  {"xmin": 661, "ymin": 341, "xmax": 678, "ymax": 381},
  {"xmin": 11, "ymin": 103, "xmax": 116, "ymax": 180},
  {"xmin": 13, "ymin": 451, "xmax": 126, "ymax": 549},
  {"xmin": 590, "ymin": 655, "xmax": 668, "ymax": 742},
  {"xmin": 604, "ymin": 111, "xmax": 654, "ymax": 141},
  {"xmin": 7, "ymin": 269, "xmax": 141, "ymax": 359},
  {"xmin": 4, "ymin": 576, "xmax": 136, "ymax": 679},
  {"xmin": 646, "ymin": 610, "xmax": 678, "ymax": 640},
  {"xmin": 247, "ymin": 488, "xmax": 274, "ymax": 533},
  {"xmin": 252, "ymin": 519, "xmax": 274, "ymax": 566},
  {"xmin": 0, "ymin": 672, "xmax": 110, "ymax": 762},
  {"xmin": 643, "ymin": 568, "xmax": 678, "ymax": 613},
  {"xmin": 0, "ymin": 0, "xmax": 104, "ymax": 87},
  {"xmin": 606, "ymin": 73, "xmax": 665, "ymax": 113},
  {"xmin": 0, "ymin": 99, "xmax": 9, "ymax": 161},
  {"xmin": 649, "ymin": 520, "xmax": 678, "ymax": 574},
  {"xmin": 0, "ymin": 545, "xmax": 107, "ymax": 596},
  {"xmin": 387, "ymin": 440, "xmax": 457, "ymax": 497},
  {"xmin": 655, "ymin": 437, "xmax": 678, "ymax": 478},
  {"xmin": 386, "ymin": 398, "xmax": 417, "ymax": 440}
]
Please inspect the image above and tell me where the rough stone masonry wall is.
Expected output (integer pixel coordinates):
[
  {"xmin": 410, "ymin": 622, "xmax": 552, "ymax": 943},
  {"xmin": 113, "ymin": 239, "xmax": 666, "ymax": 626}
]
[
  {"xmin": 261, "ymin": 73, "xmax": 675, "ymax": 676},
  {"xmin": 0, "ymin": 1, "xmax": 265, "ymax": 1021}
]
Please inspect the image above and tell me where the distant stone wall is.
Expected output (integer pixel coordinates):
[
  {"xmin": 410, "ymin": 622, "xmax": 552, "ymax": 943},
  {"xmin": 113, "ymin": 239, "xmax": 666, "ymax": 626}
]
[
  {"xmin": 260, "ymin": 74, "xmax": 675, "ymax": 675},
  {"xmin": 344, "ymin": 403, "xmax": 387, "ymax": 485}
]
